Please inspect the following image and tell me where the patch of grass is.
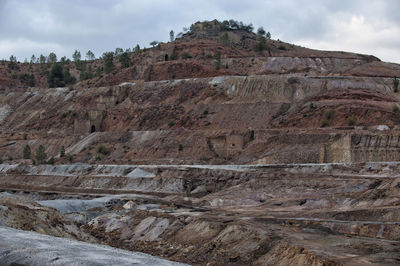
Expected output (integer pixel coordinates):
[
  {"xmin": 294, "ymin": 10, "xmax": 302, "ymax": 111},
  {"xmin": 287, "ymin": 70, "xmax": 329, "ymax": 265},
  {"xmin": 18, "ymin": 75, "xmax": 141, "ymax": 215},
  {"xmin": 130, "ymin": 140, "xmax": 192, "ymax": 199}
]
[
  {"xmin": 324, "ymin": 109, "xmax": 334, "ymax": 120},
  {"xmin": 347, "ymin": 116, "xmax": 355, "ymax": 126}
]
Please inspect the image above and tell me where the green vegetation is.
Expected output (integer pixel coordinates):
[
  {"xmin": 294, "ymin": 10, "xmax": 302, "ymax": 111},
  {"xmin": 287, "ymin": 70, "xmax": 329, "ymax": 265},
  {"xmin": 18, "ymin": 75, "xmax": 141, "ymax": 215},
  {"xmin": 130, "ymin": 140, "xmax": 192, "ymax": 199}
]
[
  {"xmin": 35, "ymin": 145, "xmax": 47, "ymax": 164},
  {"xmin": 48, "ymin": 64, "xmax": 65, "ymax": 87},
  {"xmin": 178, "ymin": 144, "xmax": 183, "ymax": 151},
  {"xmin": 60, "ymin": 146, "xmax": 65, "ymax": 157},
  {"xmin": 39, "ymin": 54, "xmax": 46, "ymax": 64},
  {"xmin": 214, "ymin": 51, "xmax": 221, "ymax": 70},
  {"xmin": 257, "ymin": 36, "xmax": 266, "ymax": 54},
  {"xmin": 23, "ymin": 144, "xmax": 31, "ymax": 159},
  {"xmin": 8, "ymin": 55, "xmax": 18, "ymax": 70},
  {"xmin": 115, "ymin": 48, "xmax": 123, "ymax": 56},
  {"xmin": 134, "ymin": 45, "xmax": 141, "ymax": 55},
  {"xmin": 257, "ymin": 27, "xmax": 266, "ymax": 36},
  {"xmin": 170, "ymin": 30, "xmax": 175, "ymax": 42},
  {"xmin": 321, "ymin": 119, "xmax": 328, "ymax": 127},
  {"xmin": 86, "ymin": 50, "xmax": 95, "ymax": 61},
  {"xmin": 309, "ymin": 102, "xmax": 316, "ymax": 109},
  {"xmin": 278, "ymin": 45, "xmax": 287, "ymax": 50},
  {"xmin": 30, "ymin": 55, "xmax": 36, "ymax": 64},
  {"xmin": 324, "ymin": 109, "xmax": 334, "ymax": 120},
  {"xmin": 393, "ymin": 104, "xmax": 399, "ymax": 113},
  {"xmin": 394, "ymin": 77, "xmax": 399, "ymax": 92},
  {"xmin": 321, "ymin": 109, "xmax": 334, "ymax": 127},
  {"xmin": 103, "ymin": 52, "xmax": 115, "ymax": 74},
  {"xmin": 48, "ymin": 64, "xmax": 75, "ymax": 87},
  {"xmin": 19, "ymin": 73, "xmax": 35, "ymax": 87},
  {"xmin": 168, "ymin": 121, "xmax": 175, "ymax": 127},
  {"xmin": 97, "ymin": 145, "xmax": 110, "ymax": 156},
  {"xmin": 150, "ymin": 41, "xmax": 158, "ymax": 47},
  {"xmin": 72, "ymin": 50, "xmax": 81, "ymax": 63},
  {"xmin": 219, "ymin": 19, "xmax": 254, "ymax": 32},
  {"xmin": 347, "ymin": 116, "xmax": 355, "ymax": 126},
  {"xmin": 220, "ymin": 32, "xmax": 229, "ymax": 45},
  {"xmin": 118, "ymin": 52, "xmax": 130, "ymax": 68},
  {"xmin": 48, "ymin": 52, "xmax": 57, "ymax": 64},
  {"xmin": 47, "ymin": 156, "xmax": 55, "ymax": 165},
  {"xmin": 181, "ymin": 51, "xmax": 192, "ymax": 59}
]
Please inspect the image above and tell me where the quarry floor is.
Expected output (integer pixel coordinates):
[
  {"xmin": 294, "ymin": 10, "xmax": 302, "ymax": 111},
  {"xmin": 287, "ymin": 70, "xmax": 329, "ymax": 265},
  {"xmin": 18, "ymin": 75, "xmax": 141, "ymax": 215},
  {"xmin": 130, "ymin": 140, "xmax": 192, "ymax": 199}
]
[{"xmin": 0, "ymin": 162, "xmax": 399, "ymax": 265}]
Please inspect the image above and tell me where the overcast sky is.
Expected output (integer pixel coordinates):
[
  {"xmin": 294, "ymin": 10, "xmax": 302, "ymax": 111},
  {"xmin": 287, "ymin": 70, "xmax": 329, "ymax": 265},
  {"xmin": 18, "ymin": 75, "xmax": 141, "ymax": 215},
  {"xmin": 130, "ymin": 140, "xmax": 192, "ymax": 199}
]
[{"xmin": 0, "ymin": 0, "xmax": 399, "ymax": 63}]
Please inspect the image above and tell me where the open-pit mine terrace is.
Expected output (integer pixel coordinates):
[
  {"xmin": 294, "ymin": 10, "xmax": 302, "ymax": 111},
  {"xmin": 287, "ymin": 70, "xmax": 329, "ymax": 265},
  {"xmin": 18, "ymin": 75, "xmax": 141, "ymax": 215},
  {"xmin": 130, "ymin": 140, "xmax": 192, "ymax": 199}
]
[{"xmin": 0, "ymin": 162, "xmax": 399, "ymax": 265}]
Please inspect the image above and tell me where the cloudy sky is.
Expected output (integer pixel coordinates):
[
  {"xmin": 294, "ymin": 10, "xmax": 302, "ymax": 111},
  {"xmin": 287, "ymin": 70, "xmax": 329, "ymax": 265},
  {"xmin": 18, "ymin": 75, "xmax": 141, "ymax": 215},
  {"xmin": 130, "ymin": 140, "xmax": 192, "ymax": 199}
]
[{"xmin": 0, "ymin": 0, "xmax": 399, "ymax": 63}]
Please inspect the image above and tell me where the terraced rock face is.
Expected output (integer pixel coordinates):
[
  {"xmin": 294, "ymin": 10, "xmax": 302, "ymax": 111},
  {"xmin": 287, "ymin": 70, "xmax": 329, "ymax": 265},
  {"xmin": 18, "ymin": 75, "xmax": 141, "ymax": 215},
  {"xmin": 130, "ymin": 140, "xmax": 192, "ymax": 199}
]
[
  {"xmin": 0, "ymin": 162, "xmax": 399, "ymax": 265},
  {"xmin": 1, "ymin": 21, "xmax": 400, "ymax": 265}
]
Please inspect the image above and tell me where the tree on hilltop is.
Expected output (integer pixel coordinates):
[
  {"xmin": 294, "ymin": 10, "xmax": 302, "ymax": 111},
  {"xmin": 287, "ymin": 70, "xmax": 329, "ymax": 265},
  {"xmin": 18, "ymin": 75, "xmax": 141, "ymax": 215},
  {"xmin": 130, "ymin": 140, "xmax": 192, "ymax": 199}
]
[
  {"xmin": 102, "ymin": 52, "xmax": 115, "ymax": 74},
  {"xmin": 257, "ymin": 27, "xmax": 266, "ymax": 36},
  {"xmin": 48, "ymin": 52, "xmax": 57, "ymax": 64},
  {"xmin": 86, "ymin": 50, "xmax": 95, "ymax": 61},
  {"xmin": 72, "ymin": 50, "xmax": 81, "ymax": 62},
  {"xmin": 115, "ymin": 48, "xmax": 123, "ymax": 56},
  {"xmin": 150, "ymin": 41, "xmax": 159, "ymax": 47},
  {"xmin": 118, "ymin": 52, "xmax": 130, "ymax": 68}
]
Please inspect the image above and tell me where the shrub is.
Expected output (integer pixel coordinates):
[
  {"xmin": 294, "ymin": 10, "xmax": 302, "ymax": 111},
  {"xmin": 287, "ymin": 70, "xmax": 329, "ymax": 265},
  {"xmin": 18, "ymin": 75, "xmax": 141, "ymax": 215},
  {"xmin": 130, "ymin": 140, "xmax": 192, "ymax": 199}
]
[
  {"xmin": 181, "ymin": 52, "xmax": 192, "ymax": 59},
  {"xmin": 47, "ymin": 156, "xmax": 55, "ymax": 165},
  {"xmin": 168, "ymin": 121, "xmax": 175, "ymax": 128},
  {"xmin": 178, "ymin": 144, "xmax": 183, "ymax": 151},
  {"xmin": 347, "ymin": 116, "xmax": 355, "ymax": 126},
  {"xmin": 214, "ymin": 51, "xmax": 221, "ymax": 70},
  {"xmin": 393, "ymin": 104, "xmax": 399, "ymax": 113},
  {"xmin": 324, "ymin": 109, "xmax": 334, "ymax": 120},
  {"xmin": 0, "ymin": 156, "xmax": 2, "ymax": 164},
  {"xmin": 23, "ymin": 144, "xmax": 31, "ymax": 159},
  {"xmin": 278, "ymin": 45, "xmax": 287, "ymax": 50},
  {"xmin": 309, "ymin": 102, "xmax": 316, "ymax": 109},
  {"xmin": 321, "ymin": 119, "xmax": 328, "ymax": 127},
  {"xmin": 19, "ymin": 73, "xmax": 35, "ymax": 87},
  {"xmin": 220, "ymin": 32, "xmax": 229, "ymax": 45},
  {"xmin": 48, "ymin": 63, "xmax": 65, "ymax": 88},
  {"xmin": 97, "ymin": 145, "xmax": 110, "ymax": 156},
  {"xmin": 257, "ymin": 36, "xmax": 266, "ymax": 53},
  {"xmin": 394, "ymin": 77, "xmax": 399, "ymax": 92}
]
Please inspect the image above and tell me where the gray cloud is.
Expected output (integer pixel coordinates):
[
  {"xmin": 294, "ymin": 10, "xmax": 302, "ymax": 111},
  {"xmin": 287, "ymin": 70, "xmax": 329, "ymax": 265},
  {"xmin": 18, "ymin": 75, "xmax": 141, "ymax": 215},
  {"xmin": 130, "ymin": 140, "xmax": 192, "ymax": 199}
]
[{"xmin": 0, "ymin": 0, "xmax": 399, "ymax": 63}]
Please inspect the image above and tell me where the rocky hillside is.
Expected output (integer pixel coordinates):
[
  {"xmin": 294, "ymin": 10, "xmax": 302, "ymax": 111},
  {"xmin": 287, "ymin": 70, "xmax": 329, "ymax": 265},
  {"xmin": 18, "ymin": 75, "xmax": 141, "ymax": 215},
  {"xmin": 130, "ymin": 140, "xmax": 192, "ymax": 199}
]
[{"xmin": 1, "ymin": 19, "xmax": 400, "ymax": 165}]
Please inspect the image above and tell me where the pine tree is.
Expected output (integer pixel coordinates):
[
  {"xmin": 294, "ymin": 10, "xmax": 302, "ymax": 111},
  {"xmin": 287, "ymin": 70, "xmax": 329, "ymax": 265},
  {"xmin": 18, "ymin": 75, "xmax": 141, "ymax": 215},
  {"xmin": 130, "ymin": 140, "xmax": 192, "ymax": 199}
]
[
  {"xmin": 35, "ymin": 145, "xmax": 47, "ymax": 164},
  {"xmin": 60, "ymin": 146, "xmax": 65, "ymax": 157},
  {"xmin": 23, "ymin": 144, "xmax": 31, "ymax": 159}
]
